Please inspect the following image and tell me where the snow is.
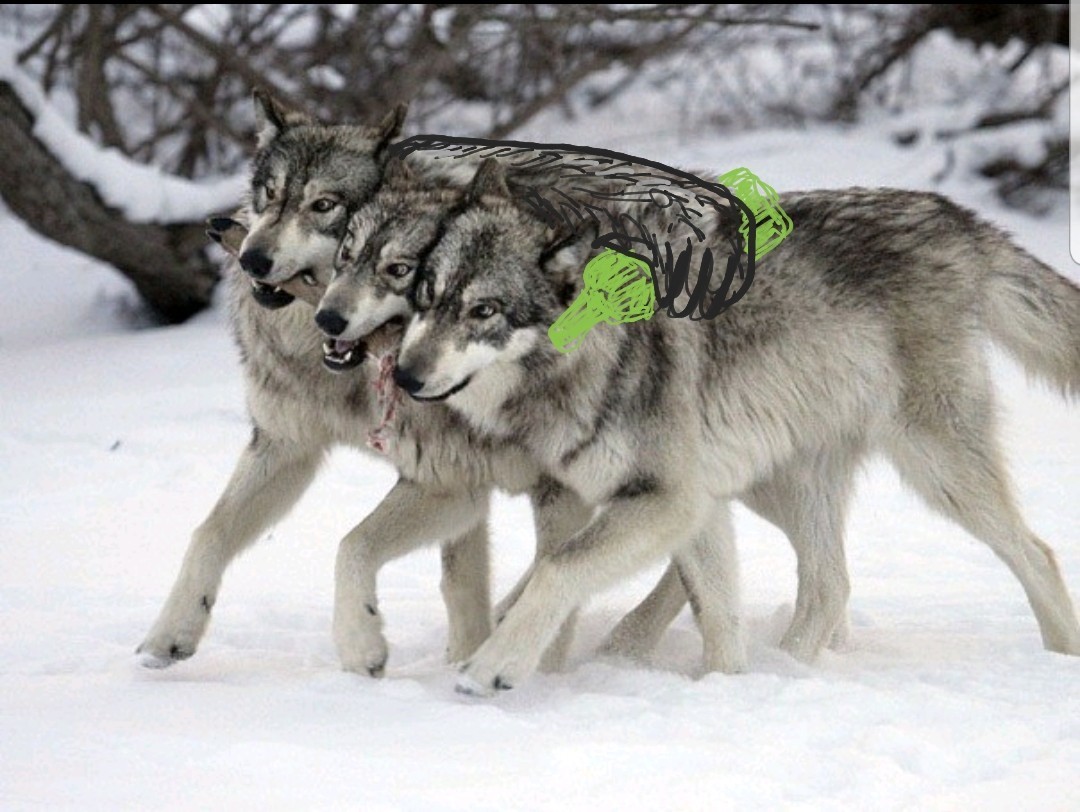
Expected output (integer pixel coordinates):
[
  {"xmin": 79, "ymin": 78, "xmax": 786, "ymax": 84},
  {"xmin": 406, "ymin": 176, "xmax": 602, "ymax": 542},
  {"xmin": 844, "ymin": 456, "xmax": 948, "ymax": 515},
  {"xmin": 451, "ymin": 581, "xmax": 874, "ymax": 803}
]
[
  {"xmin": 3, "ymin": 109, "xmax": 1080, "ymax": 811},
  {"xmin": 0, "ymin": 38, "xmax": 245, "ymax": 224}
]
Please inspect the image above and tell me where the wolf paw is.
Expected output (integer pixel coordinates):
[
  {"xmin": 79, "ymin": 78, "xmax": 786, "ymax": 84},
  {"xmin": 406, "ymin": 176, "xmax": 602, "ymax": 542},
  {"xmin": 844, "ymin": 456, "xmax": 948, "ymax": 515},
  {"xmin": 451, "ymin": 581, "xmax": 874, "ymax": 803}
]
[
  {"xmin": 136, "ymin": 600, "xmax": 209, "ymax": 669},
  {"xmin": 455, "ymin": 646, "xmax": 536, "ymax": 697},
  {"xmin": 454, "ymin": 669, "xmax": 514, "ymax": 698},
  {"xmin": 779, "ymin": 627, "xmax": 827, "ymax": 664},
  {"xmin": 340, "ymin": 645, "xmax": 388, "ymax": 678},
  {"xmin": 335, "ymin": 620, "xmax": 389, "ymax": 679},
  {"xmin": 135, "ymin": 638, "xmax": 196, "ymax": 669}
]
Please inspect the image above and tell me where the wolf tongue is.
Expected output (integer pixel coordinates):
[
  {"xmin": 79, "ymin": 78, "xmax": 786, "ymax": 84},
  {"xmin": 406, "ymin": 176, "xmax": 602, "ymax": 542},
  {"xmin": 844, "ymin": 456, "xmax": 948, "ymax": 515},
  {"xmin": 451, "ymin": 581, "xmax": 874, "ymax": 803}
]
[{"xmin": 334, "ymin": 338, "xmax": 358, "ymax": 355}]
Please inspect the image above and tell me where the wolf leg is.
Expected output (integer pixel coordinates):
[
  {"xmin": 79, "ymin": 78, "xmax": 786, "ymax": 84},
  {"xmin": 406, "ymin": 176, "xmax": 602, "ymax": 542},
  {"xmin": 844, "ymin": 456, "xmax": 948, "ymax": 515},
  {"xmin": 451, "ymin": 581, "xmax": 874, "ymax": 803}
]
[
  {"xmin": 671, "ymin": 501, "xmax": 746, "ymax": 674},
  {"xmin": 495, "ymin": 479, "xmax": 594, "ymax": 672},
  {"xmin": 458, "ymin": 488, "xmax": 701, "ymax": 695},
  {"xmin": 334, "ymin": 479, "xmax": 490, "ymax": 676},
  {"xmin": 138, "ymin": 429, "xmax": 325, "ymax": 667},
  {"xmin": 600, "ymin": 442, "xmax": 862, "ymax": 665},
  {"xmin": 598, "ymin": 563, "xmax": 687, "ymax": 661},
  {"xmin": 441, "ymin": 522, "xmax": 492, "ymax": 664},
  {"xmin": 742, "ymin": 441, "xmax": 861, "ymax": 661},
  {"xmin": 887, "ymin": 390, "xmax": 1080, "ymax": 655}
]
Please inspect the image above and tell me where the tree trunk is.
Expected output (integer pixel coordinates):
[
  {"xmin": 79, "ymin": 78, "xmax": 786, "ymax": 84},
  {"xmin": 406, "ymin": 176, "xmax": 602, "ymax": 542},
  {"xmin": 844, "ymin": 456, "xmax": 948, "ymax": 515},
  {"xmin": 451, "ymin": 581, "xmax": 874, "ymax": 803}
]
[{"xmin": 0, "ymin": 79, "xmax": 219, "ymax": 324}]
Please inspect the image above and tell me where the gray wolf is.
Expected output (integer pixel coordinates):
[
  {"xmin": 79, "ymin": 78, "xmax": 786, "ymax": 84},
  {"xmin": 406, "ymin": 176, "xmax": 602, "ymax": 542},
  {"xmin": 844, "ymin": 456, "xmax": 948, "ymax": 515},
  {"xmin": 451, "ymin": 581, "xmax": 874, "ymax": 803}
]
[
  {"xmin": 386, "ymin": 135, "xmax": 756, "ymax": 320},
  {"xmin": 137, "ymin": 94, "xmax": 686, "ymax": 676},
  {"xmin": 317, "ymin": 161, "xmax": 908, "ymax": 671},
  {"xmin": 392, "ymin": 159, "xmax": 1080, "ymax": 694},
  {"xmin": 316, "ymin": 164, "xmax": 754, "ymax": 674},
  {"xmin": 137, "ymin": 92, "xmax": 506, "ymax": 674}
]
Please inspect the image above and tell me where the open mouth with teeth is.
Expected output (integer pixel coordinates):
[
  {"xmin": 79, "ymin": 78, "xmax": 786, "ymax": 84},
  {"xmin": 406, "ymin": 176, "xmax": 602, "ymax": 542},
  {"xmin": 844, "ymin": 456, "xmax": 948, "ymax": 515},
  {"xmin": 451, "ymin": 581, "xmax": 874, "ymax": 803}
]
[
  {"xmin": 321, "ymin": 316, "xmax": 407, "ymax": 373},
  {"xmin": 250, "ymin": 279, "xmax": 296, "ymax": 309},
  {"xmin": 249, "ymin": 270, "xmax": 319, "ymax": 310},
  {"xmin": 322, "ymin": 337, "xmax": 367, "ymax": 371}
]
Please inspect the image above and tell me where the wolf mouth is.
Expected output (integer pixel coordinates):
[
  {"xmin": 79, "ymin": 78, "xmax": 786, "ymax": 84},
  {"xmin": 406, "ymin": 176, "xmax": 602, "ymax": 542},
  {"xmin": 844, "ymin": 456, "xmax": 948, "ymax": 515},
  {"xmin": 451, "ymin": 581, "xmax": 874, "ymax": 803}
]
[
  {"xmin": 249, "ymin": 270, "xmax": 319, "ymax": 310},
  {"xmin": 321, "ymin": 336, "xmax": 367, "ymax": 372},
  {"xmin": 321, "ymin": 316, "xmax": 407, "ymax": 373},
  {"xmin": 250, "ymin": 278, "xmax": 296, "ymax": 309},
  {"xmin": 408, "ymin": 375, "xmax": 473, "ymax": 402}
]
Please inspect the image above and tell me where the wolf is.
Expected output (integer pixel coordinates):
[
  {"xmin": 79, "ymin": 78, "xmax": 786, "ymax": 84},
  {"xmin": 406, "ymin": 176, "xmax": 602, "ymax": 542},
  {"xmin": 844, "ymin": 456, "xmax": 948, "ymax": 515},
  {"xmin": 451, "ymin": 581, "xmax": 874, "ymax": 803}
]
[
  {"xmin": 137, "ymin": 93, "xmax": 692, "ymax": 677},
  {"xmin": 317, "ymin": 161, "xmax": 899, "ymax": 668},
  {"xmin": 391, "ymin": 159, "xmax": 1080, "ymax": 695},
  {"xmin": 136, "ymin": 93, "xmax": 505, "ymax": 674},
  {"xmin": 314, "ymin": 162, "xmax": 764, "ymax": 674}
]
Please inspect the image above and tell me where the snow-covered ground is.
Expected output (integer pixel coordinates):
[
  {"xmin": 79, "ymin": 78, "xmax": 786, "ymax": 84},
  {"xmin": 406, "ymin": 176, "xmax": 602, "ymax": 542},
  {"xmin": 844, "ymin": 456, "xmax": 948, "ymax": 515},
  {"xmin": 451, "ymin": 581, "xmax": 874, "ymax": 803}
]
[{"xmin": 2, "ymin": 111, "xmax": 1079, "ymax": 809}]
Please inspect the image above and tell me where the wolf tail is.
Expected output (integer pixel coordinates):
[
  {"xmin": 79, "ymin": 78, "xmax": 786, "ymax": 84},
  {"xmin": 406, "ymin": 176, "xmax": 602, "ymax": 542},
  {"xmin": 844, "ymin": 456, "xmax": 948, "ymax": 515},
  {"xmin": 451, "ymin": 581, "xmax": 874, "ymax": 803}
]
[{"xmin": 984, "ymin": 242, "xmax": 1080, "ymax": 399}]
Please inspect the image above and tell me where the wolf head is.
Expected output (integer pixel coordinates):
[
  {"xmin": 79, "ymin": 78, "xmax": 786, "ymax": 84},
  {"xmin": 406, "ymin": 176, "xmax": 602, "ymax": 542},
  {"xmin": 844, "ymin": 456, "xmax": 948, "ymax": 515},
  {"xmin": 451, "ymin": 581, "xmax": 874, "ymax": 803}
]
[
  {"xmin": 208, "ymin": 215, "xmax": 326, "ymax": 308},
  {"xmin": 237, "ymin": 90, "xmax": 408, "ymax": 293},
  {"xmin": 394, "ymin": 160, "xmax": 591, "ymax": 402},
  {"xmin": 313, "ymin": 160, "xmax": 463, "ymax": 372}
]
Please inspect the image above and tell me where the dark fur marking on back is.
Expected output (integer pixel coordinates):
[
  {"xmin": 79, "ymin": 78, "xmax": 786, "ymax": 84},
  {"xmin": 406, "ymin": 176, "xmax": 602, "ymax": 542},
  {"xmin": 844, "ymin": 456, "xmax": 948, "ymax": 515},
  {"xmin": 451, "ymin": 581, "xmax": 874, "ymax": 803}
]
[
  {"xmin": 612, "ymin": 474, "xmax": 659, "ymax": 500},
  {"xmin": 635, "ymin": 324, "xmax": 671, "ymax": 416},
  {"xmin": 559, "ymin": 335, "xmax": 631, "ymax": 466}
]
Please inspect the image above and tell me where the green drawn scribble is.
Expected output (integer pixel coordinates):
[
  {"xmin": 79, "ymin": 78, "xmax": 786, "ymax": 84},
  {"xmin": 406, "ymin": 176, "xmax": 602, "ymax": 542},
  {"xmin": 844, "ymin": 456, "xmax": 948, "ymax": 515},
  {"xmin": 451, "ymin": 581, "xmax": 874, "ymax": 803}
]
[
  {"xmin": 548, "ymin": 249, "xmax": 655, "ymax": 354},
  {"xmin": 717, "ymin": 167, "xmax": 793, "ymax": 261},
  {"xmin": 548, "ymin": 166, "xmax": 791, "ymax": 353}
]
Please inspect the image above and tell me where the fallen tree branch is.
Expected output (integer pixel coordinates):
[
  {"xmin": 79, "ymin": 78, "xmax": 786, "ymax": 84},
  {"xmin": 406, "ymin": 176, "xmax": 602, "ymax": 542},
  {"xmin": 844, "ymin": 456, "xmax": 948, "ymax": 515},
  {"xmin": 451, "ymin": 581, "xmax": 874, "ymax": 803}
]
[{"xmin": 0, "ymin": 79, "xmax": 220, "ymax": 323}]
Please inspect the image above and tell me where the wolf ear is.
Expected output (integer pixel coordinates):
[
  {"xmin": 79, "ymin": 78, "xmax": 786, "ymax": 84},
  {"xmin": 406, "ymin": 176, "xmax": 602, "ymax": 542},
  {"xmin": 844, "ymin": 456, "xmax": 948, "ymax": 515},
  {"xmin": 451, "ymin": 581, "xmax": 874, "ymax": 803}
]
[
  {"xmin": 540, "ymin": 228, "xmax": 591, "ymax": 306},
  {"xmin": 252, "ymin": 88, "xmax": 312, "ymax": 149},
  {"xmin": 206, "ymin": 216, "xmax": 248, "ymax": 257},
  {"xmin": 467, "ymin": 158, "xmax": 510, "ymax": 205},
  {"xmin": 335, "ymin": 219, "xmax": 359, "ymax": 270},
  {"xmin": 382, "ymin": 156, "xmax": 414, "ymax": 188},
  {"xmin": 373, "ymin": 102, "xmax": 409, "ymax": 152}
]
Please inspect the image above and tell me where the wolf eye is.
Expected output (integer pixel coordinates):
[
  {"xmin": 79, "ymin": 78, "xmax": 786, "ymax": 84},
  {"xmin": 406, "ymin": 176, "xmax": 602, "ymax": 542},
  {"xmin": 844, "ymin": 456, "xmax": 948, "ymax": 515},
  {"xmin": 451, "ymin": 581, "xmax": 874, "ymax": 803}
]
[
  {"xmin": 468, "ymin": 302, "xmax": 499, "ymax": 320},
  {"xmin": 384, "ymin": 262, "xmax": 413, "ymax": 278},
  {"xmin": 312, "ymin": 198, "xmax": 337, "ymax": 213},
  {"xmin": 265, "ymin": 186, "xmax": 276, "ymax": 201}
]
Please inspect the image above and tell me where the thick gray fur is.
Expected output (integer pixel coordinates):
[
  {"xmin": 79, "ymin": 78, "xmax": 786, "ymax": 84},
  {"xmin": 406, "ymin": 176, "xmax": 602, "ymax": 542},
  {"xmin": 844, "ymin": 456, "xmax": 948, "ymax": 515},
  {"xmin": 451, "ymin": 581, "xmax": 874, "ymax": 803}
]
[
  {"xmin": 137, "ymin": 96, "xmax": 679, "ymax": 676},
  {"xmin": 393, "ymin": 166, "xmax": 1080, "ymax": 694}
]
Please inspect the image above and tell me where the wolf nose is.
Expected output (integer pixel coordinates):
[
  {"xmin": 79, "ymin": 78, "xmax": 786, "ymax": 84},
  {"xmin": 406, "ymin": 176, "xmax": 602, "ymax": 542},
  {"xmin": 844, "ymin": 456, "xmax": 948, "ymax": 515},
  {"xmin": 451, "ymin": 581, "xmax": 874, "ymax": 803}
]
[
  {"xmin": 392, "ymin": 366, "xmax": 424, "ymax": 395},
  {"xmin": 315, "ymin": 309, "xmax": 348, "ymax": 337},
  {"xmin": 239, "ymin": 248, "xmax": 273, "ymax": 278}
]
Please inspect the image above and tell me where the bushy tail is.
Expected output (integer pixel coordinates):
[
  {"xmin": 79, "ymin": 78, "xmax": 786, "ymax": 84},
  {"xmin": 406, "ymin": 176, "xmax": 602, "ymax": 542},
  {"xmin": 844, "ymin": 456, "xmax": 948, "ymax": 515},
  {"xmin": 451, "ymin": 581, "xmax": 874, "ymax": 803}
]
[{"xmin": 985, "ymin": 245, "xmax": 1080, "ymax": 398}]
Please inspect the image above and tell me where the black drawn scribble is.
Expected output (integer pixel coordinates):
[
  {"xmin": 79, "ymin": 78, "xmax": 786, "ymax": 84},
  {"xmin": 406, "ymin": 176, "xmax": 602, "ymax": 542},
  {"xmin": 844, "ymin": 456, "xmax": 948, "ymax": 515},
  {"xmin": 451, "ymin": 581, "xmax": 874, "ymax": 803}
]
[{"xmin": 389, "ymin": 136, "xmax": 758, "ymax": 321}]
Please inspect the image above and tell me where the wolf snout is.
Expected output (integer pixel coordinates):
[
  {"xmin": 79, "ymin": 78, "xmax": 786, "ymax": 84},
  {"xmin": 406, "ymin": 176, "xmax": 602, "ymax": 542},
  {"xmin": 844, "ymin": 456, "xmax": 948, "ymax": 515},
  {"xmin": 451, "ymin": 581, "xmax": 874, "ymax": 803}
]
[
  {"xmin": 392, "ymin": 366, "xmax": 424, "ymax": 395},
  {"xmin": 315, "ymin": 308, "xmax": 349, "ymax": 337},
  {"xmin": 239, "ymin": 248, "xmax": 273, "ymax": 278}
]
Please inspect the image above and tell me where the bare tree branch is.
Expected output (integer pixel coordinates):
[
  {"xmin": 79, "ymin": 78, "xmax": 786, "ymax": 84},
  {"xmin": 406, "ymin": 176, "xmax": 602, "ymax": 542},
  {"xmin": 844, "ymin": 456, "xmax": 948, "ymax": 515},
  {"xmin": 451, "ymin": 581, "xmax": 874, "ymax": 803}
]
[
  {"xmin": 15, "ymin": 3, "xmax": 76, "ymax": 64},
  {"xmin": 146, "ymin": 4, "xmax": 306, "ymax": 114}
]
